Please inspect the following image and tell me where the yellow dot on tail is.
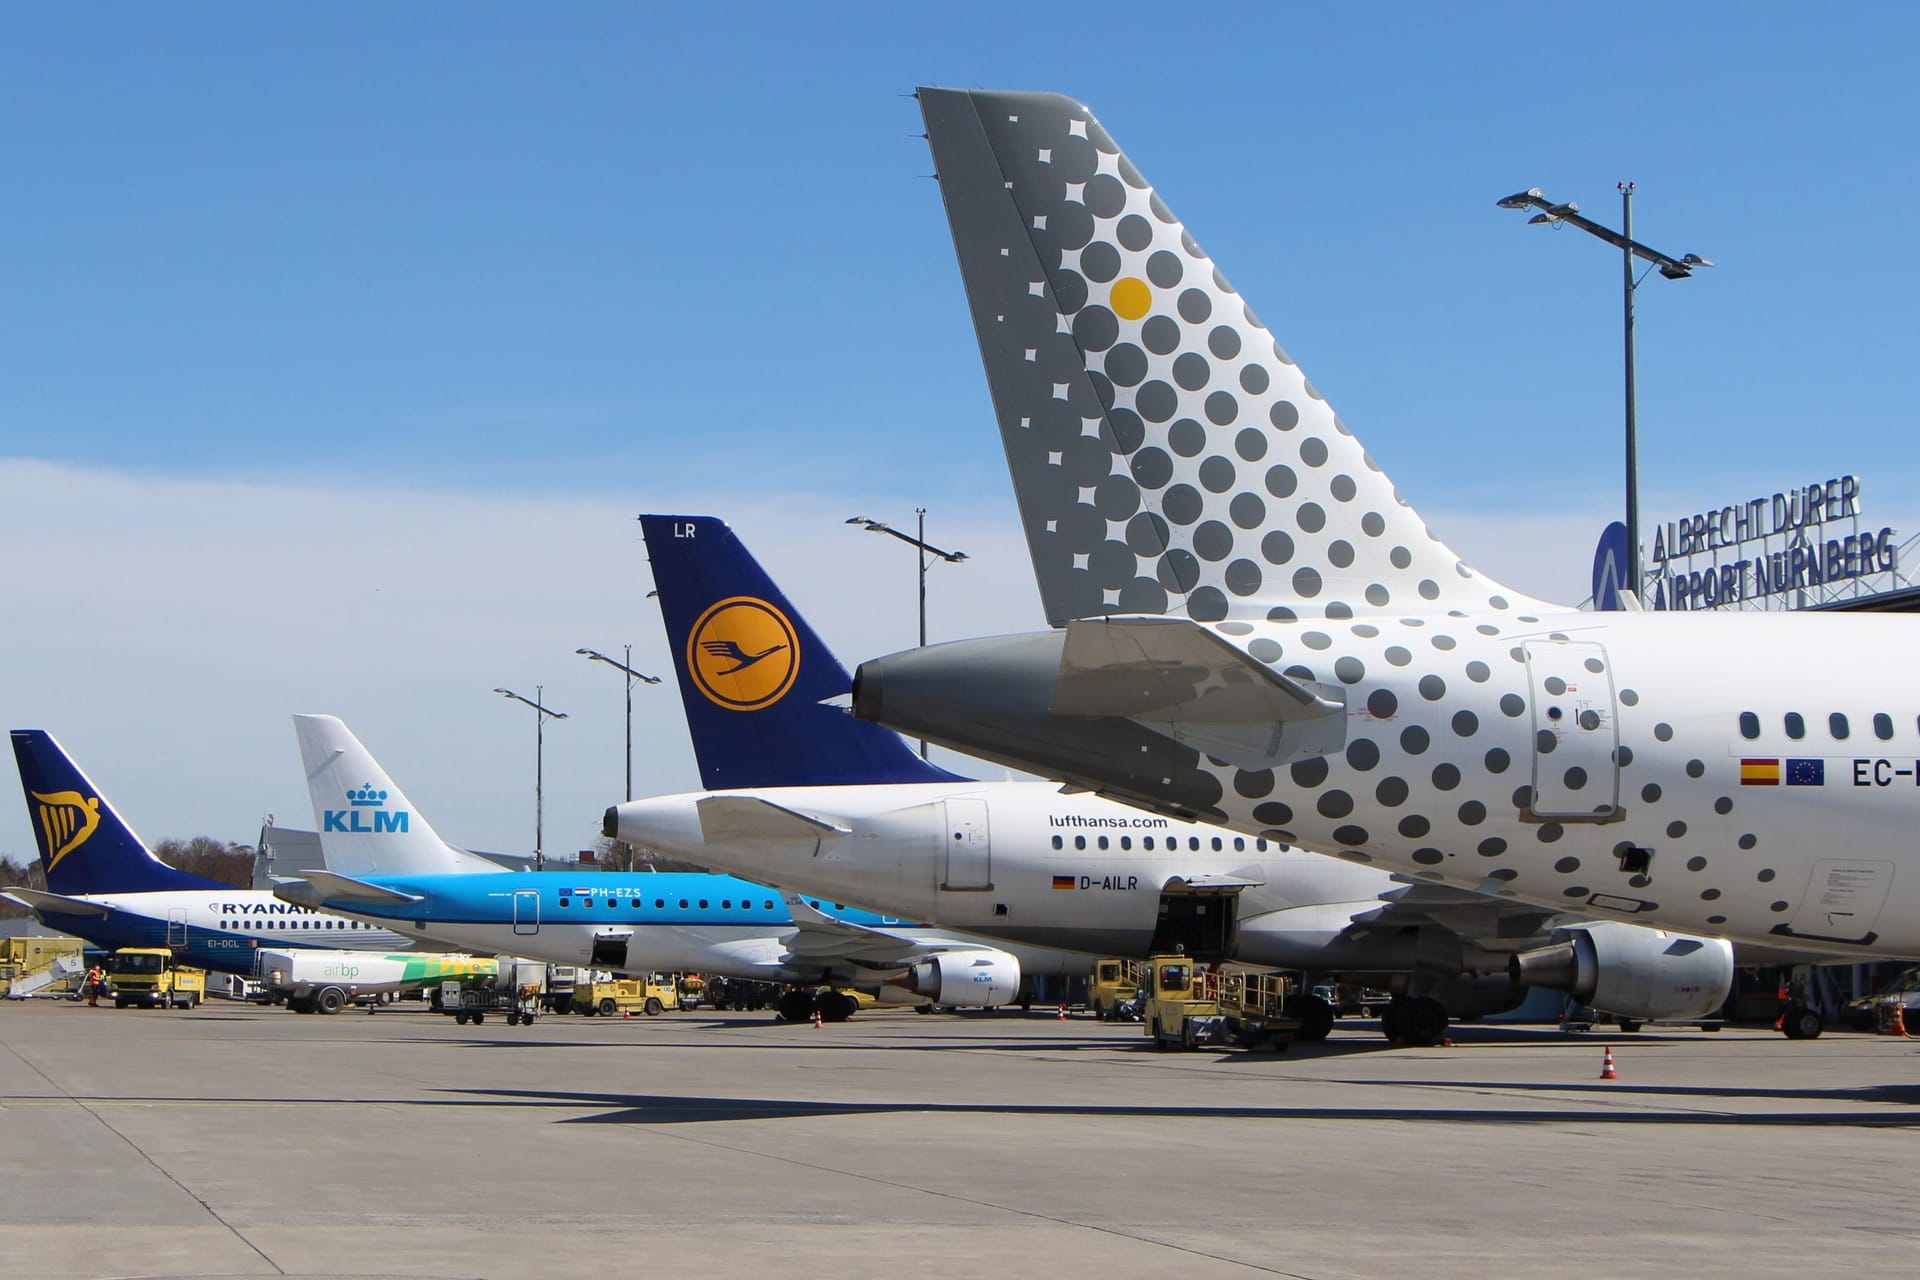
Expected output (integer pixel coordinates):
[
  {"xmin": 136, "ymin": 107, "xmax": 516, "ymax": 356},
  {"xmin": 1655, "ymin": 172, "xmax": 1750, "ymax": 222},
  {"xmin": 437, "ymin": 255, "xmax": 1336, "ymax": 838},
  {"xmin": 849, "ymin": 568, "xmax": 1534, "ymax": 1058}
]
[{"xmin": 1110, "ymin": 276, "xmax": 1151, "ymax": 321}]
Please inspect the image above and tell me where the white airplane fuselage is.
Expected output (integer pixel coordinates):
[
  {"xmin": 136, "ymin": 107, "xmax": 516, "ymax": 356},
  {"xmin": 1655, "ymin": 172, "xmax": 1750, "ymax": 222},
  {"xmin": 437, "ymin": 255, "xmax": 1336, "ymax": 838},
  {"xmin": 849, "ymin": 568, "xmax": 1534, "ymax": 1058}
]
[
  {"xmin": 867, "ymin": 611, "xmax": 1920, "ymax": 959},
  {"xmin": 615, "ymin": 780, "xmax": 1454, "ymax": 970}
]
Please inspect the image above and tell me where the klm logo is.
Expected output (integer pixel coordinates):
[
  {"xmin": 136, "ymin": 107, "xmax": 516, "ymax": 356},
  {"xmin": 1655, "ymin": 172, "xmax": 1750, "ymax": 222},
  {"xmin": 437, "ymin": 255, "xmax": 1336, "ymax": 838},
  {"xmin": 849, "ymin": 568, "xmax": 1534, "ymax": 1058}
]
[{"xmin": 323, "ymin": 783, "xmax": 410, "ymax": 834}]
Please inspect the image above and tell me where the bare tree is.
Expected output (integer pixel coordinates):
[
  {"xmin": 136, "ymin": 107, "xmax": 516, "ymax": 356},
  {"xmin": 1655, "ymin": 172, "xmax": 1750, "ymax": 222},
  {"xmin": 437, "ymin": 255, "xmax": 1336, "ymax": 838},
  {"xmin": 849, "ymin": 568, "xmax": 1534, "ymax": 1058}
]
[{"xmin": 152, "ymin": 837, "xmax": 254, "ymax": 888}]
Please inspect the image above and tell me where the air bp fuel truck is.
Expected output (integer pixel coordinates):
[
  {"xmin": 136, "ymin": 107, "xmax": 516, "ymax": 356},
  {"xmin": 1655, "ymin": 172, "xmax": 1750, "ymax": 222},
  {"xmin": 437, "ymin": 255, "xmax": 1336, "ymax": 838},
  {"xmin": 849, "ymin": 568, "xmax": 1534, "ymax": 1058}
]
[{"xmin": 257, "ymin": 949, "xmax": 497, "ymax": 1014}]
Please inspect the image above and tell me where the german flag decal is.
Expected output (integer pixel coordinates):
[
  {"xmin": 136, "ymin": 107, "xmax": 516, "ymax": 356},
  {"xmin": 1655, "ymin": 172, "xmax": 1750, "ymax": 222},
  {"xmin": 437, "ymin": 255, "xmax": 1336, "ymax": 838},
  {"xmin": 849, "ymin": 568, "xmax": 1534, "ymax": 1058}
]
[
  {"xmin": 1740, "ymin": 758, "xmax": 1781, "ymax": 786},
  {"xmin": 1051, "ymin": 875, "xmax": 1075, "ymax": 891}
]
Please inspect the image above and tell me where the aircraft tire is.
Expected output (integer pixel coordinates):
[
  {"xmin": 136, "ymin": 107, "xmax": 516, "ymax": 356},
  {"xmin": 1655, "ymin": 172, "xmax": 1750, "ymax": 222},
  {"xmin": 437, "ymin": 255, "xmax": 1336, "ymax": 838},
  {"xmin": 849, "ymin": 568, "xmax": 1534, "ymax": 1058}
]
[
  {"xmin": 1783, "ymin": 1007, "xmax": 1823, "ymax": 1040},
  {"xmin": 1397, "ymin": 997, "xmax": 1448, "ymax": 1047}
]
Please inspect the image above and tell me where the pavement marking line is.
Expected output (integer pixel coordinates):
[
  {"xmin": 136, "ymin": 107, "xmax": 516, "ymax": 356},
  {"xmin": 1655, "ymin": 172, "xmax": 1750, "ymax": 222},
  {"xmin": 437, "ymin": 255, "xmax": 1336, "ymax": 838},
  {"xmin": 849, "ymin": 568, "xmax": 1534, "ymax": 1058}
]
[
  {"xmin": 0, "ymin": 1037, "xmax": 288, "ymax": 1277},
  {"xmin": 619, "ymin": 1123, "xmax": 1319, "ymax": 1279}
]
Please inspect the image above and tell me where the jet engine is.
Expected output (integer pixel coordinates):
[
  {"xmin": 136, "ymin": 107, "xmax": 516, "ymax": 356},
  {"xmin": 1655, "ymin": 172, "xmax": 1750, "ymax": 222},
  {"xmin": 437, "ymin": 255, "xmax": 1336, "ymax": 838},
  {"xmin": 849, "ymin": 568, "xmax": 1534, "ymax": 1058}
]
[
  {"xmin": 894, "ymin": 949, "xmax": 1020, "ymax": 1007},
  {"xmin": 1509, "ymin": 923, "xmax": 1733, "ymax": 1022}
]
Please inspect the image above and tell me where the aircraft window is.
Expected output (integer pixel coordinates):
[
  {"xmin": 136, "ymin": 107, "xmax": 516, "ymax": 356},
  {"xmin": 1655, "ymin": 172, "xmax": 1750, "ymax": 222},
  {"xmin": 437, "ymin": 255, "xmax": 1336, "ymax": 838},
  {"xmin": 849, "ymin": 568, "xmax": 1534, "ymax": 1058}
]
[
  {"xmin": 559, "ymin": 897, "xmax": 570, "ymax": 907},
  {"xmin": 834, "ymin": 903, "xmax": 844, "ymax": 910},
  {"xmin": 1189, "ymin": 837, "xmax": 1200, "ymax": 851},
  {"xmin": 1876, "ymin": 713, "xmax": 1894, "ymax": 741},
  {"xmin": 1075, "ymin": 836, "xmax": 1086, "ymax": 850},
  {"xmin": 763, "ymin": 901, "xmax": 774, "ymax": 910},
  {"xmin": 1738, "ymin": 711, "xmax": 1760, "ymax": 740},
  {"xmin": 655, "ymin": 899, "xmax": 665, "ymax": 909},
  {"xmin": 807, "ymin": 899, "xmax": 819, "ymax": 908},
  {"xmin": 1830, "ymin": 713, "xmax": 1850, "ymax": 740},
  {"xmin": 1120, "ymin": 836, "xmax": 1131, "ymax": 850},
  {"xmin": 1784, "ymin": 712, "xmax": 1805, "ymax": 740},
  {"xmin": 632, "ymin": 900, "xmax": 641, "ymax": 908},
  {"xmin": 679, "ymin": 900, "xmax": 689, "ymax": 909},
  {"xmin": 699, "ymin": 899, "xmax": 709, "ymax": 909},
  {"xmin": 1144, "ymin": 836, "xmax": 1155, "ymax": 850},
  {"xmin": 1051, "ymin": 836, "xmax": 1062, "ymax": 850},
  {"xmin": 1256, "ymin": 838, "xmax": 1268, "ymax": 851},
  {"xmin": 1234, "ymin": 838, "xmax": 1245, "ymax": 851},
  {"xmin": 1098, "ymin": 836, "xmax": 1109, "ymax": 850},
  {"xmin": 1211, "ymin": 837, "xmax": 1222, "ymax": 851},
  {"xmin": 581, "ymin": 899, "xmax": 593, "ymax": 908},
  {"xmin": 722, "ymin": 899, "xmax": 732, "ymax": 909}
]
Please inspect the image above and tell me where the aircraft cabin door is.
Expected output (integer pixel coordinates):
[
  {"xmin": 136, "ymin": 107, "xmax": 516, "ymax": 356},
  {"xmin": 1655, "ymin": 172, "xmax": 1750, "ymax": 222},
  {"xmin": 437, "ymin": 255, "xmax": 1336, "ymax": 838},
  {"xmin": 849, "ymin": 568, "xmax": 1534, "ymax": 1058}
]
[
  {"xmin": 167, "ymin": 907, "xmax": 188, "ymax": 949},
  {"xmin": 513, "ymin": 889, "xmax": 540, "ymax": 936},
  {"xmin": 1522, "ymin": 641, "xmax": 1622, "ymax": 822},
  {"xmin": 941, "ymin": 798, "xmax": 992, "ymax": 891}
]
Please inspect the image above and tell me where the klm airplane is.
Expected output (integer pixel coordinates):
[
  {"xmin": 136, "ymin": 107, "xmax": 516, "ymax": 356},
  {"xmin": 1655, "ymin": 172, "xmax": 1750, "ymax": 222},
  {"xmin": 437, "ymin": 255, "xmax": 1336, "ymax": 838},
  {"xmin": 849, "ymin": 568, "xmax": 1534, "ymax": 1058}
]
[
  {"xmin": 274, "ymin": 714, "xmax": 1086, "ymax": 1021},
  {"xmin": 5, "ymin": 730, "xmax": 412, "ymax": 972}
]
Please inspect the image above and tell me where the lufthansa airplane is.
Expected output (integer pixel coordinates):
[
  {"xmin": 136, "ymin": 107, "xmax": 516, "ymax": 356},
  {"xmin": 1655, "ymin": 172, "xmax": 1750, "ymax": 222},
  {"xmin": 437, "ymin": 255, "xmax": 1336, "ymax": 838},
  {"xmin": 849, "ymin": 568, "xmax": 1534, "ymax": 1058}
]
[
  {"xmin": 274, "ymin": 714, "xmax": 1090, "ymax": 1022},
  {"xmin": 5, "ymin": 730, "xmax": 413, "ymax": 970},
  {"xmin": 851, "ymin": 89, "xmax": 1920, "ymax": 982},
  {"xmin": 605, "ymin": 514, "xmax": 1736, "ymax": 1043}
]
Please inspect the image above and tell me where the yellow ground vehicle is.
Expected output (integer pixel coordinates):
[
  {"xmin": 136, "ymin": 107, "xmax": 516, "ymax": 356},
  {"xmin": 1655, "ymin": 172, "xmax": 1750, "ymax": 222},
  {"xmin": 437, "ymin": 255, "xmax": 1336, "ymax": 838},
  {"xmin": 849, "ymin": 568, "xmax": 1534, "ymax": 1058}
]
[
  {"xmin": 108, "ymin": 948, "xmax": 206, "ymax": 1009},
  {"xmin": 1088, "ymin": 959, "xmax": 1141, "ymax": 1020},
  {"xmin": 572, "ymin": 973, "xmax": 680, "ymax": 1016},
  {"xmin": 1141, "ymin": 956, "xmax": 1296, "ymax": 1052}
]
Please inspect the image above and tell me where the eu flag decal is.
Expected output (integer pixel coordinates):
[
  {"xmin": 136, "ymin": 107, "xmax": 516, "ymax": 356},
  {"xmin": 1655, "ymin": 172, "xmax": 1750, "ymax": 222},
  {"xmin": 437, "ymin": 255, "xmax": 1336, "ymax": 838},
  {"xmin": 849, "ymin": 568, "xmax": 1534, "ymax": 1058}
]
[{"xmin": 1785, "ymin": 758, "xmax": 1826, "ymax": 786}]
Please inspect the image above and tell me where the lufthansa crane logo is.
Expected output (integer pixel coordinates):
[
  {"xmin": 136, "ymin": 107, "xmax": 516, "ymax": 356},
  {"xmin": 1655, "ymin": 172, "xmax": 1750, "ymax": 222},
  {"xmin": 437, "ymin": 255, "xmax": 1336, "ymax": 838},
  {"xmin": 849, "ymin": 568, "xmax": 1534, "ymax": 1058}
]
[
  {"xmin": 687, "ymin": 596, "xmax": 799, "ymax": 711},
  {"xmin": 31, "ymin": 789, "xmax": 101, "ymax": 873}
]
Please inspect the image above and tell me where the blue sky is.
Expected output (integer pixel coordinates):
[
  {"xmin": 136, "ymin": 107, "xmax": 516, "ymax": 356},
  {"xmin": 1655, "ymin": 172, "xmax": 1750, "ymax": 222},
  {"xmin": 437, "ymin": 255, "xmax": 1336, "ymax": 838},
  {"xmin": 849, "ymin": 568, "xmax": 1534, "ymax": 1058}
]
[{"xmin": 2, "ymin": 5, "xmax": 1916, "ymax": 861}]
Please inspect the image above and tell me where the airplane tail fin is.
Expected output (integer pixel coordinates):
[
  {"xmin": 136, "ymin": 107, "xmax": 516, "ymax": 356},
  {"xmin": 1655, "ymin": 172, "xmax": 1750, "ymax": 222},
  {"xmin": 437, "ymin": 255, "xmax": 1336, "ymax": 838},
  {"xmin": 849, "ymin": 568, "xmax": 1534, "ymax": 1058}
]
[
  {"xmin": 916, "ymin": 87, "xmax": 1547, "ymax": 625},
  {"xmin": 638, "ymin": 515, "xmax": 966, "ymax": 788},
  {"xmin": 9, "ymin": 729, "xmax": 229, "ymax": 894},
  {"xmin": 293, "ymin": 715, "xmax": 504, "ymax": 878}
]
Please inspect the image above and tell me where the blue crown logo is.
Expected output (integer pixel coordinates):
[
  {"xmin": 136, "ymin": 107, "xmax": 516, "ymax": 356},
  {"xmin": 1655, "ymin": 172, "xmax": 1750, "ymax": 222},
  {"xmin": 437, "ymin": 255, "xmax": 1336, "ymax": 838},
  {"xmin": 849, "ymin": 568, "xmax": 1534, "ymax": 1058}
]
[{"xmin": 347, "ymin": 784, "xmax": 388, "ymax": 807}]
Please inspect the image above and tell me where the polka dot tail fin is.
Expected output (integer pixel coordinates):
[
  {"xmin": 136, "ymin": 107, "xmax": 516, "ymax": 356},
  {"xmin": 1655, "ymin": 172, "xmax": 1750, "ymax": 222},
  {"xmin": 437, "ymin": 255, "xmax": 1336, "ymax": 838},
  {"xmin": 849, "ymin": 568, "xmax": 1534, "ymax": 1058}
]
[{"xmin": 917, "ymin": 88, "xmax": 1552, "ymax": 624}]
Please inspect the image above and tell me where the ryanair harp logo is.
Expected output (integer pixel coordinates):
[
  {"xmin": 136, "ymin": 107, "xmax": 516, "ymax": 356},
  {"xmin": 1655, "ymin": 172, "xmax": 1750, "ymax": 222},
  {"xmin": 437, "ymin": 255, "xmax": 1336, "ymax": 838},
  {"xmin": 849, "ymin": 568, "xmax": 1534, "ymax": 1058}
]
[
  {"xmin": 687, "ymin": 596, "xmax": 799, "ymax": 711},
  {"xmin": 32, "ymin": 790, "xmax": 101, "ymax": 872}
]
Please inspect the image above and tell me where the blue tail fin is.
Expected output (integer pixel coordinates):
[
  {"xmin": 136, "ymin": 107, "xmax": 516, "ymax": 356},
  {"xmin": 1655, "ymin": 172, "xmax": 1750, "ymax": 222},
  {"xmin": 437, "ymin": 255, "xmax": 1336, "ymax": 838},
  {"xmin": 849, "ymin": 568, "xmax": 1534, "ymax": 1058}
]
[
  {"xmin": 11, "ymin": 729, "xmax": 229, "ymax": 894},
  {"xmin": 638, "ymin": 516, "xmax": 967, "ymax": 788}
]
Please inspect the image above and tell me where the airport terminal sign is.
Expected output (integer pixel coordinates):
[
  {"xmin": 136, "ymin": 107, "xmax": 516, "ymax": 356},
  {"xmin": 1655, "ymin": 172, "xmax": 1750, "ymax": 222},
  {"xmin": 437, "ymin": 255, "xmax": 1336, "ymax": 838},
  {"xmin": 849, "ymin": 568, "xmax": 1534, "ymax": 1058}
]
[{"xmin": 1651, "ymin": 474, "xmax": 1899, "ymax": 610}]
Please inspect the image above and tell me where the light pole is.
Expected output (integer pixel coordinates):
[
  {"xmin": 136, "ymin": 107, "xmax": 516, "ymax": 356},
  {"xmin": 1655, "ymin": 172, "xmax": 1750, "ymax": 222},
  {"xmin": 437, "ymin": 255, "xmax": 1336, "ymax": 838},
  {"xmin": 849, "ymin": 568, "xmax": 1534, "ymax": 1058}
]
[
  {"xmin": 575, "ymin": 644, "xmax": 662, "ymax": 823},
  {"xmin": 1496, "ymin": 185, "xmax": 1712, "ymax": 602},
  {"xmin": 494, "ymin": 685, "xmax": 567, "ymax": 871},
  {"xmin": 846, "ymin": 510, "xmax": 967, "ymax": 755}
]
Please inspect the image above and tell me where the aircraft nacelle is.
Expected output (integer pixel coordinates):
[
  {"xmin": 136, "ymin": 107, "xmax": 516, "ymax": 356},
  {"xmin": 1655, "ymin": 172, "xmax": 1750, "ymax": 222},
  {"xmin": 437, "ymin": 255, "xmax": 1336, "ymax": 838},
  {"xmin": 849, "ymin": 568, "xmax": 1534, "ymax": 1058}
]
[
  {"xmin": 1509, "ymin": 922, "xmax": 1734, "ymax": 1022},
  {"xmin": 894, "ymin": 949, "xmax": 1021, "ymax": 1007}
]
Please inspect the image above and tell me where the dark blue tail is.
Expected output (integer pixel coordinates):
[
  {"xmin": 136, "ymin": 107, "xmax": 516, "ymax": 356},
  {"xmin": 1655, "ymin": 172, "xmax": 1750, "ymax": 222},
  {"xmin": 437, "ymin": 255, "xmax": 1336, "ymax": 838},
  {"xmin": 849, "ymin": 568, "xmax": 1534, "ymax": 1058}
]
[
  {"xmin": 638, "ymin": 516, "xmax": 966, "ymax": 789},
  {"xmin": 11, "ymin": 730, "xmax": 229, "ymax": 894}
]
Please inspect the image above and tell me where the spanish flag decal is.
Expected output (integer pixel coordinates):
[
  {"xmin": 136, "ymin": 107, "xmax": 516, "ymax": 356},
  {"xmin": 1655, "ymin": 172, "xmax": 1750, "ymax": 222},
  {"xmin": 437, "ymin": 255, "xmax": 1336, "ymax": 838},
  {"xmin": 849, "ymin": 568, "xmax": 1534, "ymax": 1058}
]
[
  {"xmin": 1740, "ymin": 758, "xmax": 1781, "ymax": 786},
  {"xmin": 1051, "ymin": 875, "xmax": 1075, "ymax": 891}
]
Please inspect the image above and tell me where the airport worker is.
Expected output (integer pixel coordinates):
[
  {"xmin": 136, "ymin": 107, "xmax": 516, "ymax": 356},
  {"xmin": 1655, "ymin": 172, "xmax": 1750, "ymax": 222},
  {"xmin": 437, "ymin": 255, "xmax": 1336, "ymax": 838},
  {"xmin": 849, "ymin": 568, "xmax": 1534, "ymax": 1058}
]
[{"xmin": 85, "ymin": 964, "xmax": 105, "ymax": 1007}]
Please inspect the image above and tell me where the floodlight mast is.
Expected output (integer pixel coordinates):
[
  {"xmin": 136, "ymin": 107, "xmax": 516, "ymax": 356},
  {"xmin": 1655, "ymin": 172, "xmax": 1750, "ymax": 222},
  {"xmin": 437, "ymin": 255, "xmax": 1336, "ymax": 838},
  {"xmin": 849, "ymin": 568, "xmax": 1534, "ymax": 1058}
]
[
  {"xmin": 494, "ymin": 685, "xmax": 568, "ymax": 870},
  {"xmin": 844, "ymin": 509, "xmax": 968, "ymax": 757},
  {"xmin": 1496, "ymin": 185, "xmax": 1713, "ymax": 600}
]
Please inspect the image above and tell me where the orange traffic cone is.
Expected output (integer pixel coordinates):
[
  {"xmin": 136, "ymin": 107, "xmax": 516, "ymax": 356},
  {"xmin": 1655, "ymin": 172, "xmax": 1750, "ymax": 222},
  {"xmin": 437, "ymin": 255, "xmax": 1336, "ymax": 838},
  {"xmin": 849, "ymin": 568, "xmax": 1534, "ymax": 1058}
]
[
  {"xmin": 622, "ymin": 1010, "xmax": 631, "ymax": 1019},
  {"xmin": 813, "ymin": 1007, "xmax": 823, "ymax": 1029},
  {"xmin": 1599, "ymin": 1046, "xmax": 1618, "ymax": 1080},
  {"xmin": 1057, "ymin": 1002, "xmax": 1067, "ymax": 1022}
]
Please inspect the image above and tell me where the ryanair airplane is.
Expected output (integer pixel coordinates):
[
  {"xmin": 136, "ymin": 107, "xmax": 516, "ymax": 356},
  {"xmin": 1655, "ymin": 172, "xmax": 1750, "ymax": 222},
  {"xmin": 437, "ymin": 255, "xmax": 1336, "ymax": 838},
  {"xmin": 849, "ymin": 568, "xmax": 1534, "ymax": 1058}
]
[{"xmin": 6, "ymin": 730, "xmax": 412, "ymax": 971}]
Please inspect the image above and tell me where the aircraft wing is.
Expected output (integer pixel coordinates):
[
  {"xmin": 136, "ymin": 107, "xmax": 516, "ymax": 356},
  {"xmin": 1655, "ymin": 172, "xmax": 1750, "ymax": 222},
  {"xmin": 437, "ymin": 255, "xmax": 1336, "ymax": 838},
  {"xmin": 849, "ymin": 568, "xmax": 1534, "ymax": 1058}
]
[
  {"xmin": 273, "ymin": 869, "xmax": 425, "ymax": 909},
  {"xmin": 777, "ymin": 894, "xmax": 948, "ymax": 967},
  {"xmin": 696, "ymin": 795, "xmax": 852, "ymax": 844},
  {"xmin": 1054, "ymin": 617, "xmax": 1346, "ymax": 770},
  {"xmin": 1342, "ymin": 880, "xmax": 1558, "ymax": 947},
  {"xmin": 2, "ymin": 887, "xmax": 112, "ymax": 918}
]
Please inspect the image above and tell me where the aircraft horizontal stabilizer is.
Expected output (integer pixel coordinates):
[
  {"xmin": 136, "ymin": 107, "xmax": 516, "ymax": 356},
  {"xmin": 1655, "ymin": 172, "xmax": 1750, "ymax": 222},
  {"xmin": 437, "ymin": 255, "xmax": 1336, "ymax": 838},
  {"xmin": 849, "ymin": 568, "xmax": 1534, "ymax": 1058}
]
[
  {"xmin": 2, "ymin": 887, "xmax": 112, "ymax": 917},
  {"xmin": 696, "ymin": 796, "xmax": 851, "ymax": 844},
  {"xmin": 278, "ymin": 869, "xmax": 425, "ymax": 909},
  {"xmin": 1055, "ymin": 617, "xmax": 1346, "ymax": 770}
]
